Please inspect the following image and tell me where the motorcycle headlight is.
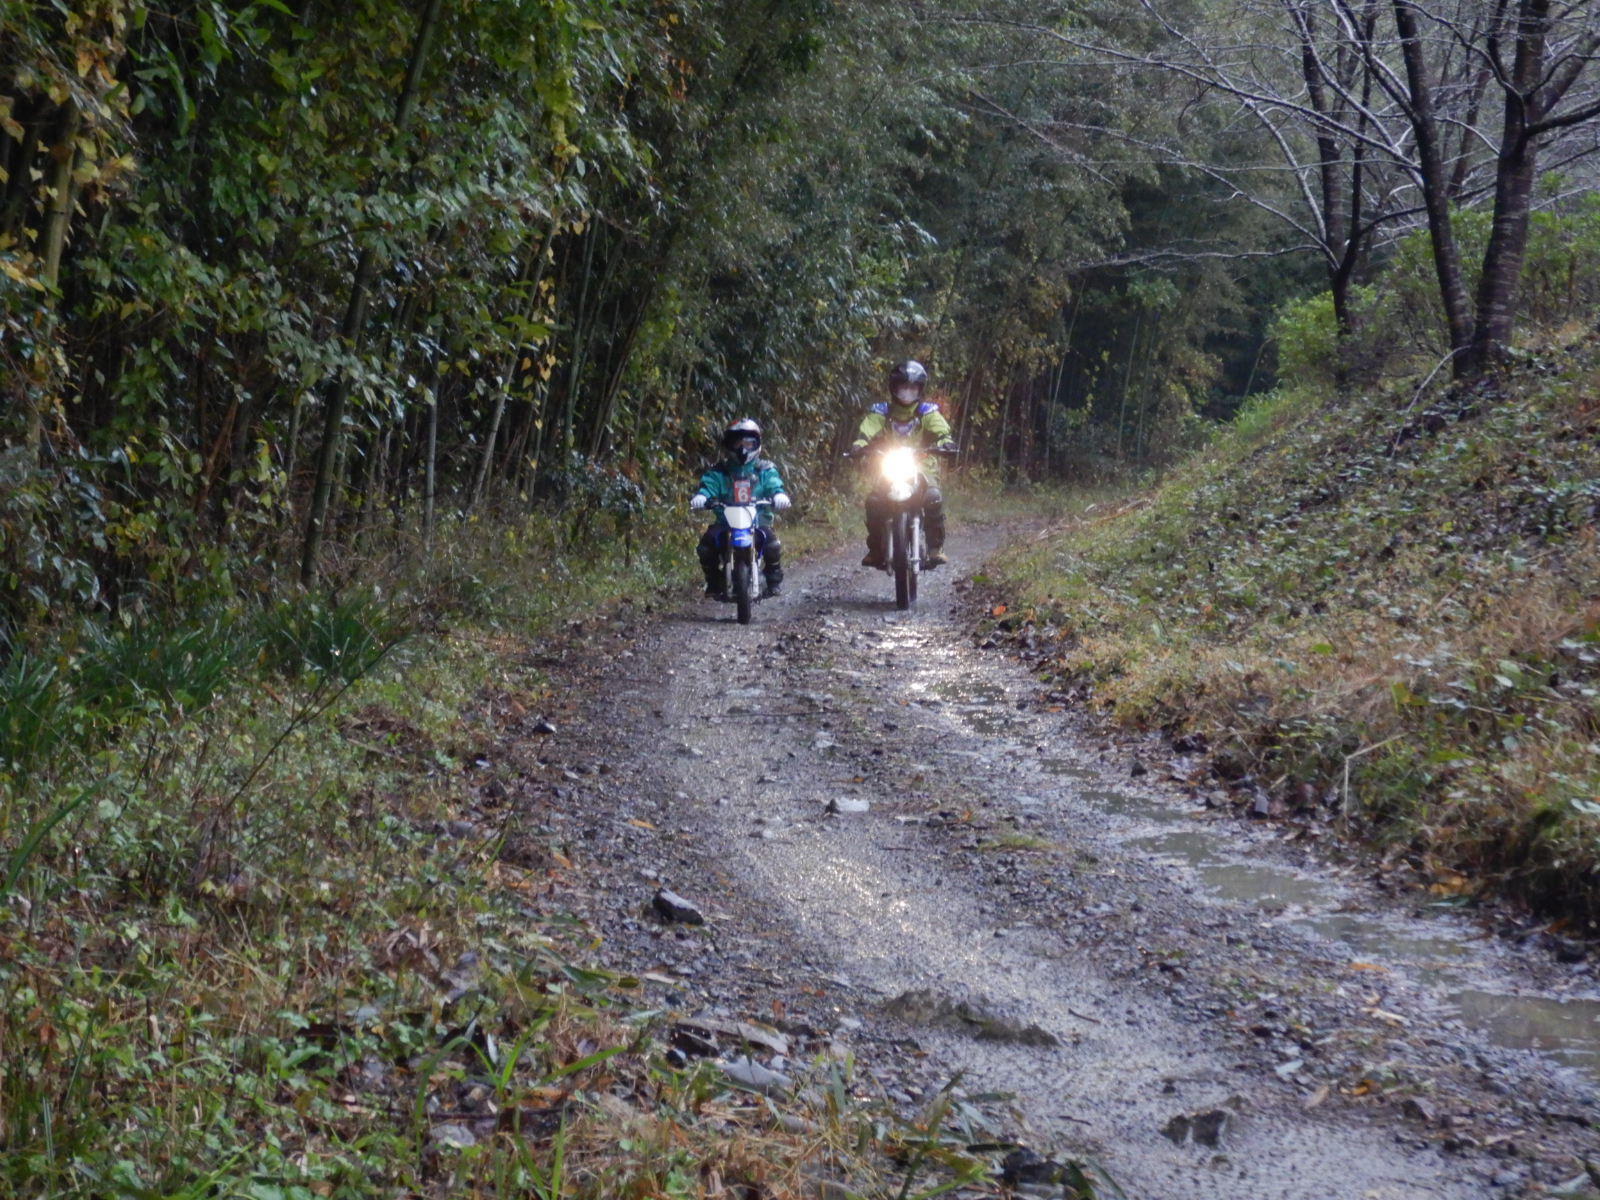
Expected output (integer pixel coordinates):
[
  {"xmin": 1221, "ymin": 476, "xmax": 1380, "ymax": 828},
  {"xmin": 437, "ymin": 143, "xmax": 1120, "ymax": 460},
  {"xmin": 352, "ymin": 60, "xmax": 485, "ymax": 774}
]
[{"xmin": 880, "ymin": 446, "xmax": 918, "ymax": 502}]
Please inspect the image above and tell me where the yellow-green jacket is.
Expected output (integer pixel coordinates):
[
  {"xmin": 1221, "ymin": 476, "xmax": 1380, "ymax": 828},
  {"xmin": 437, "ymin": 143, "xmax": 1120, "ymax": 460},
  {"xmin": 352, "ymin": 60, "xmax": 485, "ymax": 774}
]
[
  {"xmin": 852, "ymin": 400, "xmax": 954, "ymax": 482},
  {"xmin": 851, "ymin": 399, "xmax": 954, "ymax": 449}
]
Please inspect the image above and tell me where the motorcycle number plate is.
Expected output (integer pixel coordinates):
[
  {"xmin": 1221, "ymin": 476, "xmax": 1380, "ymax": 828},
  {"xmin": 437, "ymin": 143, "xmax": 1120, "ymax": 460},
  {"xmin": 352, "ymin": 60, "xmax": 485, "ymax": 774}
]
[{"xmin": 731, "ymin": 479, "xmax": 753, "ymax": 503}]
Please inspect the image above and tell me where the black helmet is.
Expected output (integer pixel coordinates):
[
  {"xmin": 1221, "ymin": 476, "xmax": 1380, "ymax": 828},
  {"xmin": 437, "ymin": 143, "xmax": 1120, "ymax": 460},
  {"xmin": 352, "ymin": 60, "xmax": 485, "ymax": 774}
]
[
  {"xmin": 889, "ymin": 360, "xmax": 927, "ymax": 404},
  {"xmin": 722, "ymin": 417, "xmax": 762, "ymax": 464}
]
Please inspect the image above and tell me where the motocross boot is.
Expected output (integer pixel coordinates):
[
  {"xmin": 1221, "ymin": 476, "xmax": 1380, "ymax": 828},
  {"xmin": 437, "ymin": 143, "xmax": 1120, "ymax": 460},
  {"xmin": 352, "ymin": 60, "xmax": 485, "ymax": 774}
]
[
  {"xmin": 923, "ymin": 488, "xmax": 947, "ymax": 568},
  {"xmin": 861, "ymin": 521, "xmax": 887, "ymax": 569},
  {"xmin": 764, "ymin": 540, "xmax": 784, "ymax": 596},
  {"xmin": 698, "ymin": 547, "xmax": 727, "ymax": 599}
]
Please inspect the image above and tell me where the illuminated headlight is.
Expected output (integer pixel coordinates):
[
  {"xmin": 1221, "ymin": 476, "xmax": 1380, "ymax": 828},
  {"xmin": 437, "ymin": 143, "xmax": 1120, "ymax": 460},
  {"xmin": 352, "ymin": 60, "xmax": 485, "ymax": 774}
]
[{"xmin": 880, "ymin": 446, "xmax": 918, "ymax": 502}]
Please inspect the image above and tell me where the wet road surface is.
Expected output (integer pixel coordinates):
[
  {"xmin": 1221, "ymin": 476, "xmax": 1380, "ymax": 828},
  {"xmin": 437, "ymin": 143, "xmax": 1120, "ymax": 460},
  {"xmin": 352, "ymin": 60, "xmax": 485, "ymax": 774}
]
[{"xmin": 546, "ymin": 521, "xmax": 1600, "ymax": 1199}]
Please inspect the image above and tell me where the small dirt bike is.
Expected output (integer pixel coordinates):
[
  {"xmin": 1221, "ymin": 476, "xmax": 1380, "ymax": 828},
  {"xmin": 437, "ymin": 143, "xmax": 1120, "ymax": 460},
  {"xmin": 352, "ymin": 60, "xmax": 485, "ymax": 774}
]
[
  {"xmin": 708, "ymin": 485, "xmax": 773, "ymax": 624},
  {"xmin": 855, "ymin": 441, "xmax": 954, "ymax": 610}
]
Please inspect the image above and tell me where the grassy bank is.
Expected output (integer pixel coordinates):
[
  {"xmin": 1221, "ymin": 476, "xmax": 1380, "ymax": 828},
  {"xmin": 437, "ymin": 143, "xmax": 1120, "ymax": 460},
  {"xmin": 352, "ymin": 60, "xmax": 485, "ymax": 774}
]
[
  {"xmin": 0, "ymin": 489, "xmax": 1039, "ymax": 1199},
  {"xmin": 986, "ymin": 336, "xmax": 1600, "ymax": 926}
]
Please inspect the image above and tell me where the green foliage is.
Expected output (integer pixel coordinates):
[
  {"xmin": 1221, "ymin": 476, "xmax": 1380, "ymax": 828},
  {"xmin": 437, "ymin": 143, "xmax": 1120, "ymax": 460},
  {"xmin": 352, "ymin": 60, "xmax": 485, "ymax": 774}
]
[
  {"xmin": 2, "ymin": 0, "xmax": 1176, "ymax": 631},
  {"xmin": 1272, "ymin": 291, "xmax": 1341, "ymax": 388},
  {"xmin": 1381, "ymin": 192, "xmax": 1600, "ymax": 360},
  {"xmin": 258, "ymin": 592, "xmax": 404, "ymax": 683},
  {"xmin": 0, "ymin": 500, "xmax": 1008, "ymax": 1198}
]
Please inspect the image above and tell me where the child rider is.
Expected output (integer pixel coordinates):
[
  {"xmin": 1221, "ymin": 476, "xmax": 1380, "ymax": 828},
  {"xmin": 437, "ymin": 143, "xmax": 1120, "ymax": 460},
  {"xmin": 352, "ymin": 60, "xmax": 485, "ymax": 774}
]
[{"xmin": 689, "ymin": 418, "xmax": 792, "ymax": 600}]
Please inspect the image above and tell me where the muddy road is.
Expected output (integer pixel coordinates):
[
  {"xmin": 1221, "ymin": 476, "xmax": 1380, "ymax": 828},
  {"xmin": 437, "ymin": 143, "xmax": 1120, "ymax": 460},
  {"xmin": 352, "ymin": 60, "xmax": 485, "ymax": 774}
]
[{"xmin": 526, "ymin": 521, "xmax": 1600, "ymax": 1199}]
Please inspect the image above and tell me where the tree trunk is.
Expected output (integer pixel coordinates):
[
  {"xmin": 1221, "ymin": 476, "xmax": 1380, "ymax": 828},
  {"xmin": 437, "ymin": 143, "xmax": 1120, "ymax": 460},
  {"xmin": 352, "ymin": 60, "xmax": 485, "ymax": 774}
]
[
  {"xmin": 1, "ymin": 111, "xmax": 43, "ymax": 237},
  {"xmin": 1115, "ymin": 310, "xmax": 1143, "ymax": 462},
  {"xmin": 1393, "ymin": 0, "xmax": 1475, "ymax": 367},
  {"xmin": 424, "ymin": 379, "xmax": 440, "ymax": 558},
  {"xmin": 470, "ymin": 213, "xmax": 560, "ymax": 508},
  {"xmin": 1463, "ymin": 0, "xmax": 1550, "ymax": 376},
  {"xmin": 300, "ymin": 0, "xmax": 444, "ymax": 585}
]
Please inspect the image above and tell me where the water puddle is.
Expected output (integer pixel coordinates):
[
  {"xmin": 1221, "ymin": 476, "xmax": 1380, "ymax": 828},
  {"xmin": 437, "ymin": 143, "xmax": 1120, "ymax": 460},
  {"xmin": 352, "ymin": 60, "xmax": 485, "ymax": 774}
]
[
  {"xmin": 942, "ymin": 684, "xmax": 1600, "ymax": 1079},
  {"xmin": 1452, "ymin": 990, "xmax": 1600, "ymax": 1072},
  {"xmin": 1303, "ymin": 913, "xmax": 1474, "ymax": 976},
  {"xmin": 1038, "ymin": 756, "xmax": 1103, "ymax": 784}
]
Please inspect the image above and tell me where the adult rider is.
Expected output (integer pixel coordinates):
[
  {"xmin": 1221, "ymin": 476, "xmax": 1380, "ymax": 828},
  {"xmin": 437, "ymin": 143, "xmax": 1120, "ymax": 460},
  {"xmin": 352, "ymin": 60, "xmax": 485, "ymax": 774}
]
[{"xmin": 847, "ymin": 359, "xmax": 956, "ymax": 569}]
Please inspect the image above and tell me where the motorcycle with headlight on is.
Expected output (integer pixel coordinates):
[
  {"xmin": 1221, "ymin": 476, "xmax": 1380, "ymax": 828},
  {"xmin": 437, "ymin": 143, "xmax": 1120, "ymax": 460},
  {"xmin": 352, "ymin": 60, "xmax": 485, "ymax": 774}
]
[{"xmin": 850, "ymin": 439, "xmax": 956, "ymax": 610}]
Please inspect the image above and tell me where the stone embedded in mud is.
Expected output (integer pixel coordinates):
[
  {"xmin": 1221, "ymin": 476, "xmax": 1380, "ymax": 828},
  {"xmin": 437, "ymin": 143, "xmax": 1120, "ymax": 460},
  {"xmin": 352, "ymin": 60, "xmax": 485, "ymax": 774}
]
[
  {"xmin": 999, "ymin": 1147, "xmax": 1067, "ymax": 1186},
  {"xmin": 653, "ymin": 888, "xmax": 705, "ymax": 925},
  {"xmin": 882, "ymin": 988, "xmax": 1058, "ymax": 1047},
  {"xmin": 1190, "ymin": 1109, "xmax": 1229, "ymax": 1147},
  {"xmin": 1162, "ymin": 1108, "xmax": 1231, "ymax": 1148},
  {"xmin": 675, "ymin": 1015, "xmax": 790, "ymax": 1057},
  {"xmin": 533, "ymin": 718, "xmax": 556, "ymax": 734},
  {"xmin": 669, "ymin": 1024, "xmax": 720, "ymax": 1059},
  {"xmin": 430, "ymin": 1123, "xmax": 476, "ymax": 1149},
  {"xmin": 1249, "ymin": 794, "xmax": 1281, "ymax": 819},
  {"xmin": 826, "ymin": 796, "xmax": 871, "ymax": 815},
  {"xmin": 1399, "ymin": 1097, "xmax": 1437, "ymax": 1124},
  {"xmin": 720, "ymin": 1054, "xmax": 792, "ymax": 1095}
]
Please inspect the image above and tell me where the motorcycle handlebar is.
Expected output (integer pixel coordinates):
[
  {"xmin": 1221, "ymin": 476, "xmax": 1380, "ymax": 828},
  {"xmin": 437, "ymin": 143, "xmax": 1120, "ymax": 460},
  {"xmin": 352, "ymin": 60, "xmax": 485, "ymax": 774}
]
[{"xmin": 845, "ymin": 442, "xmax": 960, "ymax": 458}]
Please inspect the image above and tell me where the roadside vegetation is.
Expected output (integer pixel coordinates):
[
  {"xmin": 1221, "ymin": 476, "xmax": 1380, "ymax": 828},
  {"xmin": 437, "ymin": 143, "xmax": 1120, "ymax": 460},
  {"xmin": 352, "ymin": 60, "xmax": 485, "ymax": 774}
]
[
  {"xmin": 988, "ymin": 316, "xmax": 1600, "ymax": 926},
  {"xmin": 2, "ymin": 490, "xmax": 1078, "ymax": 1199}
]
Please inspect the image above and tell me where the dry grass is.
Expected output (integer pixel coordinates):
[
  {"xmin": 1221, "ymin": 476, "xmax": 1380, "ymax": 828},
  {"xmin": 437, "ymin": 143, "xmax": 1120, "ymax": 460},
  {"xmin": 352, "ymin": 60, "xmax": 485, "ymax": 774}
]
[{"xmin": 987, "ymin": 337, "xmax": 1600, "ymax": 925}]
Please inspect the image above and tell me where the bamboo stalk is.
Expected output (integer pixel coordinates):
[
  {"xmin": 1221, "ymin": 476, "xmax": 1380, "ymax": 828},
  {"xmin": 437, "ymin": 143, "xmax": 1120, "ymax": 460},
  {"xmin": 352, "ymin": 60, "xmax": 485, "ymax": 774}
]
[{"xmin": 300, "ymin": 0, "xmax": 444, "ymax": 585}]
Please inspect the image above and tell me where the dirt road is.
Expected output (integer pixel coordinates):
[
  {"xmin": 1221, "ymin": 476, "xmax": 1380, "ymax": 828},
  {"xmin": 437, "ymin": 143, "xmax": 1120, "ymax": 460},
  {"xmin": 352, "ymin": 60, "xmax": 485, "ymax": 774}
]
[{"xmin": 530, "ymin": 520, "xmax": 1600, "ymax": 1199}]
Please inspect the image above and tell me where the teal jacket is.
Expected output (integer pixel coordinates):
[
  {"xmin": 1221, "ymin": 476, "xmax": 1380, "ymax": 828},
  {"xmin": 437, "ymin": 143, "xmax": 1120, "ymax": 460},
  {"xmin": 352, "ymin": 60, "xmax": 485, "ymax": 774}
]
[{"xmin": 694, "ymin": 457, "xmax": 787, "ymax": 528}]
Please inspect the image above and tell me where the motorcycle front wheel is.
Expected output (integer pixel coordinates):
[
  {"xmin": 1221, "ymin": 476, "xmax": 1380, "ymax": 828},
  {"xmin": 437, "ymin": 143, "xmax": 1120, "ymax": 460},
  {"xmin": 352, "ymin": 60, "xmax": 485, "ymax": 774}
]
[
  {"xmin": 891, "ymin": 511, "xmax": 917, "ymax": 610},
  {"xmin": 733, "ymin": 555, "xmax": 754, "ymax": 624}
]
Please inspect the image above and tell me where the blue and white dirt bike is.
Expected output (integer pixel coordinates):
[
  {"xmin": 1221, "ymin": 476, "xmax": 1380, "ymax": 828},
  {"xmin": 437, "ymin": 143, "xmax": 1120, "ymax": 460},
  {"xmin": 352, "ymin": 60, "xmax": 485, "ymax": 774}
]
[{"xmin": 708, "ymin": 482, "xmax": 773, "ymax": 625}]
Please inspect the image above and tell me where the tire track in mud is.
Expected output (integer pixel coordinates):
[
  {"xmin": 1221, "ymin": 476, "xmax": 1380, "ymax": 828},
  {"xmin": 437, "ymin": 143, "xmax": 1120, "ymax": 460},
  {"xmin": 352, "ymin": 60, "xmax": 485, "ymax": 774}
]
[{"xmin": 551, "ymin": 522, "xmax": 1599, "ymax": 1200}]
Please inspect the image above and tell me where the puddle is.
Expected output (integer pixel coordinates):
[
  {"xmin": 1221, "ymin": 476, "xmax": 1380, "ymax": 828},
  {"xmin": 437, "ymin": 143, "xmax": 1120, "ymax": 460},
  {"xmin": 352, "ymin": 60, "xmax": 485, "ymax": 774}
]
[
  {"xmin": 944, "ymin": 676, "xmax": 1600, "ymax": 1081},
  {"xmin": 1131, "ymin": 830, "xmax": 1341, "ymax": 908},
  {"xmin": 934, "ymin": 680, "xmax": 1010, "ymax": 705},
  {"xmin": 1304, "ymin": 913, "xmax": 1475, "ymax": 976},
  {"xmin": 1038, "ymin": 756, "xmax": 1102, "ymax": 784},
  {"xmin": 1452, "ymin": 990, "xmax": 1600, "ymax": 1071},
  {"xmin": 933, "ymin": 678, "xmax": 1032, "ymax": 736}
]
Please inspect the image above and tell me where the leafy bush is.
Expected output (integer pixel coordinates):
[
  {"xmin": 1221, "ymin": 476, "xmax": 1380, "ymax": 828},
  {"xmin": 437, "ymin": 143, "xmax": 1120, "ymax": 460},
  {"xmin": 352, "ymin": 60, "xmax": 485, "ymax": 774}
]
[
  {"xmin": 1271, "ymin": 291, "xmax": 1342, "ymax": 388},
  {"xmin": 258, "ymin": 591, "xmax": 407, "ymax": 683},
  {"xmin": 0, "ymin": 648, "xmax": 64, "ymax": 778}
]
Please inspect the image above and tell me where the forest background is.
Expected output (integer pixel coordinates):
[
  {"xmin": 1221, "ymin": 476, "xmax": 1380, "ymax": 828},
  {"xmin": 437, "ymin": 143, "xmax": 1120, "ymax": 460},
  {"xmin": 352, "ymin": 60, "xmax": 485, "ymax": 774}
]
[{"xmin": 4, "ymin": 0, "xmax": 1598, "ymax": 621}]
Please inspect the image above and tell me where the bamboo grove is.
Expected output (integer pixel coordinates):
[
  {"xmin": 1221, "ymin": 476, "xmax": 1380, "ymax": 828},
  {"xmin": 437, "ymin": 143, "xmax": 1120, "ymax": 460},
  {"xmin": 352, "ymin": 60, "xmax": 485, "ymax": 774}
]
[{"xmin": 4, "ymin": 0, "xmax": 1598, "ymax": 630}]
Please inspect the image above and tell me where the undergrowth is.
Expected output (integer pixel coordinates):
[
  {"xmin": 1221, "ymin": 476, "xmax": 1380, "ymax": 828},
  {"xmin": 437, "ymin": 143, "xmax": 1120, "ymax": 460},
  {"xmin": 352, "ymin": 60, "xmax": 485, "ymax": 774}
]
[
  {"xmin": 0, "ymin": 492, "xmax": 1082, "ymax": 1198},
  {"xmin": 986, "ymin": 335, "xmax": 1600, "ymax": 926}
]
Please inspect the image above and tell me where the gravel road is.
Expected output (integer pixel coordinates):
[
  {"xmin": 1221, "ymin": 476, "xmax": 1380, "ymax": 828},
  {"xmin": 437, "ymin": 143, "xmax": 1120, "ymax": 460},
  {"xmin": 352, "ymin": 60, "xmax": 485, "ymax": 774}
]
[{"xmin": 523, "ymin": 518, "xmax": 1600, "ymax": 1200}]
